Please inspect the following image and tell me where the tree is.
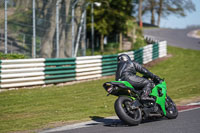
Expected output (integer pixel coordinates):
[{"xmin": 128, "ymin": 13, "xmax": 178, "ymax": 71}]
[
  {"xmin": 2, "ymin": 0, "xmax": 86, "ymax": 58},
  {"xmin": 38, "ymin": 0, "xmax": 85, "ymax": 58},
  {"xmin": 157, "ymin": 0, "xmax": 163, "ymax": 26},
  {"xmin": 156, "ymin": 0, "xmax": 195, "ymax": 26},
  {"xmin": 138, "ymin": 0, "xmax": 143, "ymax": 28},
  {"xmin": 38, "ymin": 0, "xmax": 57, "ymax": 58},
  {"xmin": 142, "ymin": 0, "xmax": 196, "ymax": 26},
  {"xmin": 142, "ymin": 0, "xmax": 157, "ymax": 25},
  {"xmin": 13, "ymin": 0, "xmax": 32, "ymax": 8},
  {"xmin": 86, "ymin": 0, "xmax": 134, "ymax": 52}
]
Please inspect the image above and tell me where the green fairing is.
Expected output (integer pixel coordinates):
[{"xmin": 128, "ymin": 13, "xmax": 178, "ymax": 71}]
[
  {"xmin": 150, "ymin": 81, "xmax": 167, "ymax": 115},
  {"xmin": 111, "ymin": 80, "xmax": 167, "ymax": 115},
  {"xmin": 112, "ymin": 81, "xmax": 134, "ymax": 88},
  {"xmin": 128, "ymin": 96, "xmax": 136, "ymax": 100},
  {"xmin": 112, "ymin": 81, "xmax": 136, "ymax": 100}
]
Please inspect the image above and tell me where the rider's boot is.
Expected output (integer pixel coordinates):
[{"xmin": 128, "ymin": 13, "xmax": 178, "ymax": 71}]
[{"xmin": 141, "ymin": 88, "xmax": 155, "ymax": 101}]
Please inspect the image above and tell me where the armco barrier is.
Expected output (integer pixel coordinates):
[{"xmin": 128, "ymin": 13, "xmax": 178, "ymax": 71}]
[{"xmin": 0, "ymin": 41, "xmax": 167, "ymax": 89}]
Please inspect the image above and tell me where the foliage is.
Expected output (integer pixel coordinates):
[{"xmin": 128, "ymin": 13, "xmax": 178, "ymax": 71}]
[
  {"xmin": 125, "ymin": 18, "xmax": 137, "ymax": 35},
  {"xmin": 197, "ymin": 30, "xmax": 200, "ymax": 37},
  {"xmin": 5, "ymin": 4, "xmax": 32, "ymax": 33},
  {"xmin": 105, "ymin": 42, "xmax": 119, "ymax": 50},
  {"xmin": 86, "ymin": 45, "xmax": 120, "ymax": 55},
  {"xmin": 159, "ymin": 0, "xmax": 195, "ymax": 17},
  {"xmin": 132, "ymin": 26, "xmax": 147, "ymax": 50},
  {"xmin": 142, "ymin": 0, "xmax": 196, "ymax": 25},
  {"xmin": 86, "ymin": 0, "xmax": 134, "ymax": 35},
  {"xmin": 1, "ymin": 0, "xmax": 75, "ymax": 58},
  {"xmin": 133, "ymin": 36, "xmax": 147, "ymax": 50},
  {"xmin": 0, "ymin": 52, "xmax": 26, "ymax": 59},
  {"xmin": 6, "ymin": 8, "xmax": 33, "ymax": 55},
  {"xmin": 0, "ymin": 46, "xmax": 200, "ymax": 132}
]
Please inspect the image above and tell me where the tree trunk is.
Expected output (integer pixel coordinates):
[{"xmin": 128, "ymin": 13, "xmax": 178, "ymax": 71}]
[
  {"xmin": 132, "ymin": 27, "xmax": 136, "ymax": 48},
  {"xmin": 100, "ymin": 34, "xmax": 104, "ymax": 54},
  {"xmin": 39, "ymin": 0, "xmax": 84, "ymax": 58},
  {"xmin": 138, "ymin": 0, "xmax": 143, "ymax": 28},
  {"xmin": 150, "ymin": 0, "xmax": 155, "ymax": 25},
  {"xmin": 58, "ymin": 0, "xmax": 84, "ymax": 58},
  {"xmin": 14, "ymin": 0, "xmax": 31, "ymax": 8},
  {"xmin": 157, "ymin": 0, "xmax": 163, "ymax": 26},
  {"xmin": 40, "ymin": 1, "xmax": 57, "ymax": 58},
  {"xmin": 59, "ymin": 0, "xmax": 72, "ymax": 58},
  {"xmin": 119, "ymin": 33, "xmax": 122, "ymax": 51}
]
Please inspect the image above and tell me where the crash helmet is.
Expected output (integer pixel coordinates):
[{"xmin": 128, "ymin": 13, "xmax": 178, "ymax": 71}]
[{"xmin": 117, "ymin": 54, "xmax": 131, "ymax": 62}]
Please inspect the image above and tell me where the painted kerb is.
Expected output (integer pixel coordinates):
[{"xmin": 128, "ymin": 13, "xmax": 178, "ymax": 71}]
[{"xmin": 0, "ymin": 41, "xmax": 167, "ymax": 89}]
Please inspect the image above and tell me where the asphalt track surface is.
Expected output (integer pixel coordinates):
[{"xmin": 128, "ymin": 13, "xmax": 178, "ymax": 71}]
[
  {"xmin": 41, "ymin": 29, "xmax": 200, "ymax": 133},
  {"xmin": 144, "ymin": 28, "xmax": 200, "ymax": 50},
  {"xmin": 42, "ymin": 107, "xmax": 200, "ymax": 133}
]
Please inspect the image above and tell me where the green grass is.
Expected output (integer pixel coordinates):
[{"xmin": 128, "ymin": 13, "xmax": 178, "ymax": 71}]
[
  {"xmin": 0, "ymin": 52, "xmax": 27, "ymax": 59},
  {"xmin": 0, "ymin": 79, "xmax": 116, "ymax": 132},
  {"xmin": 0, "ymin": 46, "xmax": 200, "ymax": 132},
  {"xmin": 150, "ymin": 46, "xmax": 200, "ymax": 102},
  {"xmin": 197, "ymin": 30, "xmax": 200, "ymax": 37}
]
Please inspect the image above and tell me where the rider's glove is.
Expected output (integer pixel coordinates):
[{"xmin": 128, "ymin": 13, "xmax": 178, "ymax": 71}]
[{"xmin": 153, "ymin": 75, "xmax": 162, "ymax": 84}]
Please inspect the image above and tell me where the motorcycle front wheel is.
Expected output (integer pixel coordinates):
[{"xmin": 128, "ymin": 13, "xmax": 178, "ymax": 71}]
[
  {"xmin": 165, "ymin": 96, "xmax": 178, "ymax": 119},
  {"xmin": 114, "ymin": 96, "xmax": 142, "ymax": 125}
]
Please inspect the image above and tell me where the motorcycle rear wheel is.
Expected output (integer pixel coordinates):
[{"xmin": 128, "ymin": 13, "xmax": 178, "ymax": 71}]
[
  {"xmin": 114, "ymin": 96, "xmax": 142, "ymax": 125},
  {"xmin": 165, "ymin": 96, "xmax": 178, "ymax": 119}
]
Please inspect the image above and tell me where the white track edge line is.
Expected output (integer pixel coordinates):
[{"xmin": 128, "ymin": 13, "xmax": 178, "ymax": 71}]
[{"xmin": 40, "ymin": 107, "xmax": 200, "ymax": 133}]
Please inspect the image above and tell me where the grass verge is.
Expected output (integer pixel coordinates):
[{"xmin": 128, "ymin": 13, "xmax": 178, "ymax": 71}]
[
  {"xmin": 197, "ymin": 30, "xmax": 200, "ymax": 37},
  {"xmin": 0, "ymin": 46, "xmax": 200, "ymax": 132}
]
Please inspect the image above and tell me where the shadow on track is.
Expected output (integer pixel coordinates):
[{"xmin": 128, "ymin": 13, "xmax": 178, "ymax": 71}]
[
  {"xmin": 88, "ymin": 116, "xmax": 166, "ymax": 127},
  {"xmin": 88, "ymin": 116, "xmax": 126, "ymax": 127}
]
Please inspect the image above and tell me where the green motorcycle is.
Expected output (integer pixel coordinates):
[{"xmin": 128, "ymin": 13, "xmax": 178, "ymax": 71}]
[{"xmin": 103, "ymin": 80, "xmax": 178, "ymax": 125}]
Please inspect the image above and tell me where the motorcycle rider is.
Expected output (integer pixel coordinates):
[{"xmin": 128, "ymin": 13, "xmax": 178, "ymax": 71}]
[{"xmin": 116, "ymin": 54, "xmax": 162, "ymax": 101}]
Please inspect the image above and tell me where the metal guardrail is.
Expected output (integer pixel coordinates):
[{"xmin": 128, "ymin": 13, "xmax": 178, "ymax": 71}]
[{"xmin": 0, "ymin": 41, "xmax": 167, "ymax": 89}]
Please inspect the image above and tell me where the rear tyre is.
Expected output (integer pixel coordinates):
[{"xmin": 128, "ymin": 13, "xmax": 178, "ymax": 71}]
[
  {"xmin": 114, "ymin": 96, "xmax": 142, "ymax": 125},
  {"xmin": 165, "ymin": 96, "xmax": 178, "ymax": 119}
]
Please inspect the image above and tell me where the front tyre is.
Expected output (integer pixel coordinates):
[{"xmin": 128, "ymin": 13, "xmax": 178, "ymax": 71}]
[
  {"xmin": 114, "ymin": 96, "xmax": 142, "ymax": 125},
  {"xmin": 165, "ymin": 96, "xmax": 178, "ymax": 119}
]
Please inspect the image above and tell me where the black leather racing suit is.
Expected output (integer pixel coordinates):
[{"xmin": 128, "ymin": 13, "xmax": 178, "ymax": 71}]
[{"xmin": 115, "ymin": 59, "xmax": 157, "ymax": 97}]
